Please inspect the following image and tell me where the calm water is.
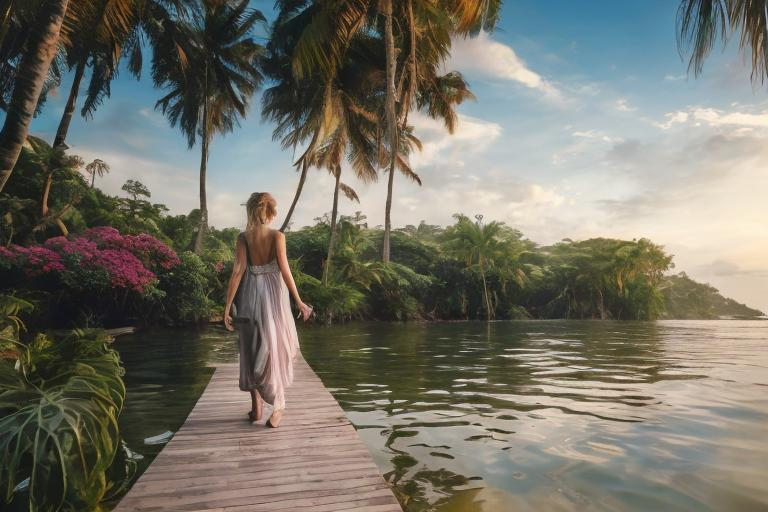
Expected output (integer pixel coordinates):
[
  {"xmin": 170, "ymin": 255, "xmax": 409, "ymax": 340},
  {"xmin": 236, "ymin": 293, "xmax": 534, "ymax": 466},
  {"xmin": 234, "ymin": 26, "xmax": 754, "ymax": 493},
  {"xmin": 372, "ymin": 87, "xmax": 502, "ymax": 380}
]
[{"xmin": 112, "ymin": 321, "xmax": 768, "ymax": 511}]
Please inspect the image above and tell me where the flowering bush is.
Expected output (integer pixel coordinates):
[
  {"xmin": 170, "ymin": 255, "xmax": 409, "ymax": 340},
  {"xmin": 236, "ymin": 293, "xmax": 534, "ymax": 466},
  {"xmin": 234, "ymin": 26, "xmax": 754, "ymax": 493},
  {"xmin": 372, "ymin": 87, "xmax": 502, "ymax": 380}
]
[
  {"xmin": 81, "ymin": 226, "xmax": 180, "ymax": 270},
  {"xmin": 1, "ymin": 229, "xmax": 178, "ymax": 294},
  {"xmin": 0, "ymin": 229, "xmax": 185, "ymax": 326}
]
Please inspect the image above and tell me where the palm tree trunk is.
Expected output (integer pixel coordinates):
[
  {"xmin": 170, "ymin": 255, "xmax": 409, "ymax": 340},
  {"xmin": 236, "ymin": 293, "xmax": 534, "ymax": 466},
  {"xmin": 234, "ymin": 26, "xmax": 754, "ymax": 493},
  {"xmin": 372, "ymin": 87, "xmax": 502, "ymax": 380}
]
[
  {"xmin": 381, "ymin": 0, "xmax": 397, "ymax": 263},
  {"xmin": 479, "ymin": 258, "xmax": 492, "ymax": 321},
  {"xmin": 0, "ymin": 0, "xmax": 13, "ymax": 48},
  {"xmin": 91, "ymin": 170, "xmax": 95, "ymax": 188},
  {"xmin": 279, "ymin": 159, "xmax": 308, "ymax": 232},
  {"xmin": 194, "ymin": 131, "xmax": 209, "ymax": 254},
  {"xmin": 41, "ymin": 171, "xmax": 53, "ymax": 216},
  {"xmin": 401, "ymin": 0, "xmax": 417, "ymax": 127},
  {"xmin": 194, "ymin": 71, "xmax": 210, "ymax": 255},
  {"xmin": 0, "ymin": 0, "xmax": 70, "ymax": 193},
  {"xmin": 53, "ymin": 53, "xmax": 87, "ymax": 148},
  {"xmin": 322, "ymin": 167, "xmax": 341, "ymax": 285},
  {"xmin": 597, "ymin": 288, "xmax": 607, "ymax": 320}
]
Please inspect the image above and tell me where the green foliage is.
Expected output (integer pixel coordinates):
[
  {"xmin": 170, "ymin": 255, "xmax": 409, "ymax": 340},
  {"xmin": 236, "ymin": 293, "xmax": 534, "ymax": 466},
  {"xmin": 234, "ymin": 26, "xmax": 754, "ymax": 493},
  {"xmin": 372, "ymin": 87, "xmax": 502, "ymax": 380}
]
[
  {"xmin": 662, "ymin": 272, "xmax": 764, "ymax": 319},
  {"xmin": 0, "ymin": 317, "xmax": 127, "ymax": 511},
  {"xmin": 294, "ymin": 270, "xmax": 366, "ymax": 323},
  {"xmin": 155, "ymin": 251, "xmax": 211, "ymax": 325}
]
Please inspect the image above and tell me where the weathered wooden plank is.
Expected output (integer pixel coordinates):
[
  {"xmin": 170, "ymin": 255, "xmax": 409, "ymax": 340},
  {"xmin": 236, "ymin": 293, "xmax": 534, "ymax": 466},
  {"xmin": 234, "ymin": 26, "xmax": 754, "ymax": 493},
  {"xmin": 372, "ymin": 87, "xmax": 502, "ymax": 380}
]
[{"xmin": 114, "ymin": 355, "xmax": 402, "ymax": 512}]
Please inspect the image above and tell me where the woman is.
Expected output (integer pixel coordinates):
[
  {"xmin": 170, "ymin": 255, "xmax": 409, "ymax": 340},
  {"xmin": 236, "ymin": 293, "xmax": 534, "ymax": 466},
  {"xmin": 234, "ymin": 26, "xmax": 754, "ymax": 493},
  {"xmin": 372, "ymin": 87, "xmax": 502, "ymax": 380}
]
[{"xmin": 224, "ymin": 192, "xmax": 313, "ymax": 428}]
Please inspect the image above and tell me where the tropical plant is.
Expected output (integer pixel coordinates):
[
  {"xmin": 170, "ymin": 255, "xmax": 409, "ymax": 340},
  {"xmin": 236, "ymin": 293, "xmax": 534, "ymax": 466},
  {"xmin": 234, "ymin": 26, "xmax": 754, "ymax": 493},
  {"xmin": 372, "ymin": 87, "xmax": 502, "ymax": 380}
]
[
  {"xmin": 0, "ymin": 0, "xmax": 69, "ymax": 193},
  {"xmin": 277, "ymin": 0, "xmax": 494, "ymax": 262},
  {"xmin": 0, "ymin": 226, "xmax": 180, "ymax": 326},
  {"xmin": 52, "ymin": 0, "xmax": 189, "ymax": 148},
  {"xmin": 153, "ymin": 0, "xmax": 264, "ymax": 254},
  {"xmin": 0, "ymin": 136, "xmax": 88, "ymax": 242},
  {"xmin": 678, "ymin": 0, "xmax": 768, "ymax": 83},
  {"xmin": 0, "ymin": 324, "xmax": 127, "ymax": 511},
  {"xmin": 0, "ymin": 0, "xmax": 63, "ymax": 119},
  {"xmin": 85, "ymin": 158, "xmax": 110, "ymax": 188},
  {"xmin": 442, "ymin": 214, "xmax": 508, "ymax": 320}
]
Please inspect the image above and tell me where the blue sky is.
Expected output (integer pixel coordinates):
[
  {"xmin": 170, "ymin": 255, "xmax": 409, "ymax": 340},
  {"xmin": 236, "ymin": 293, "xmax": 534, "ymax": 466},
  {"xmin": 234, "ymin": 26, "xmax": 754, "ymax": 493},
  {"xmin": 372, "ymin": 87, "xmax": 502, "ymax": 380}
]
[{"xmin": 12, "ymin": 0, "xmax": 768, "ymax": 311}]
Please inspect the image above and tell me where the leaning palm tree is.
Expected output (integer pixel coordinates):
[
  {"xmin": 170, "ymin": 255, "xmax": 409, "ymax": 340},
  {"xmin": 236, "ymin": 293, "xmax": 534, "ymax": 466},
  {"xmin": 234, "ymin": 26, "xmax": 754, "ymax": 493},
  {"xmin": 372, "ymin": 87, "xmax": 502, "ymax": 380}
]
[
  {"xmin": 261, "ymin": 0, "xmax": 332, "ymax": 232},
  {"xmin": 1, "ymin": 0, "xmax": 63, "ymax": 116},
  {"xmin": 288, "ymin": 0, "xmax": 500, "ymax": 262},
  {"xmin": 0, "ymin": 0, "xmax": 70, "ymax": 193},
  {"xmin": 0, "ymin": 0, "xmax": 165, "ymax": 191},
  {"xmin": 153, "ymin": 0, "xmax": 264, "ymax": 254},
  {"xmin": 53, "ymin": 0, "xmax": 188, "ymax": 148},
  {"xmin": 442, "ymin": 214, "xmax": 506, "ymax": 321},
  {"xmin": 678, "ymin": 0, "xmax": 768, "ymax": 83}
]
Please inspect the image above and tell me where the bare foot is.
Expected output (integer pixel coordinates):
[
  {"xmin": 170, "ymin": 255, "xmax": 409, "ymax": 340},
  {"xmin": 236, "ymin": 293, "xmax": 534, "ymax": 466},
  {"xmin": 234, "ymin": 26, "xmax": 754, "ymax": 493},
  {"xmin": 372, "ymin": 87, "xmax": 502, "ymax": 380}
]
[
  {"xmin": 247, "ymin": 397, "xmax": 263, "ymax": 423},
  {"xmin": 267, "ymin": 409, "xmax": 283, "ymax": 428}
]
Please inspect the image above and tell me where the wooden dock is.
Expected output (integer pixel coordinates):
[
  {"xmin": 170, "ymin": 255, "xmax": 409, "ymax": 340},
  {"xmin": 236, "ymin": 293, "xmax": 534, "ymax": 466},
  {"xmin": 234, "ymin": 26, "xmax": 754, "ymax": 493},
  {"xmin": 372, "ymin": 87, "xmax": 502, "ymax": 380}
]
[{"xmin": 114, "ymin": 357, "xmax": 403, "ymax": 512}]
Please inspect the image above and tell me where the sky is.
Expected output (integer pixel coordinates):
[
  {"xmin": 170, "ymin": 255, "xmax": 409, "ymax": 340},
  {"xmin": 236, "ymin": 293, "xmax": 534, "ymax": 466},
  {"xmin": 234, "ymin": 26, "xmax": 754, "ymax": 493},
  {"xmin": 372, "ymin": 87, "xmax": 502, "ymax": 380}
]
[{"xmin": 13, "ymin": 0, "xmax": 768, "ymax": 312}]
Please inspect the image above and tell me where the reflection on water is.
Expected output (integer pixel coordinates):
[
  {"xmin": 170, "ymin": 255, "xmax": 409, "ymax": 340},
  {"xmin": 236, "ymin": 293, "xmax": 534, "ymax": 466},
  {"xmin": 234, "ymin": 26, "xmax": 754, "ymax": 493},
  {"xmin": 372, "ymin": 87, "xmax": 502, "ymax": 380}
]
[
  {"xmin": 300, "ymin": 321, "xmax": 768, "ymax": 512},
  {"xmin": 112, "ymin": 321, "xmax": 768, "ymax": 512}
]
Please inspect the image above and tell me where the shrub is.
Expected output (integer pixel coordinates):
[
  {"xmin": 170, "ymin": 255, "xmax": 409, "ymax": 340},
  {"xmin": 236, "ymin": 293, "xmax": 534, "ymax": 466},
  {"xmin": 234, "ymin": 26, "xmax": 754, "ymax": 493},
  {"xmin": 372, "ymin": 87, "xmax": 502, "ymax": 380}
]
[
  {"xmin": 294, "ymin": 270, "xmax": 366, "ymax": 323},
  {"xmin": 155, "ymin": 251, "xmax": 211, "ymax": 325},
  {"xmin": 0, "ymin": 299, "xmax": 128, "ymax": 511},
  {"xmin": 0, "ymin": 229, "xmax": 184, "ymax": 327}
]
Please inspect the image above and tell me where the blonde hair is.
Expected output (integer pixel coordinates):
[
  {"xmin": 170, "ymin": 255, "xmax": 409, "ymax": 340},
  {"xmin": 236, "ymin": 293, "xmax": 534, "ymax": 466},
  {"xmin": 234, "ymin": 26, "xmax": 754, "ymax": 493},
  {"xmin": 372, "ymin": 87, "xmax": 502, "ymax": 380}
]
[{"xmin": 246, "ymin": 192, "xmax": 277, "ymax": 228}]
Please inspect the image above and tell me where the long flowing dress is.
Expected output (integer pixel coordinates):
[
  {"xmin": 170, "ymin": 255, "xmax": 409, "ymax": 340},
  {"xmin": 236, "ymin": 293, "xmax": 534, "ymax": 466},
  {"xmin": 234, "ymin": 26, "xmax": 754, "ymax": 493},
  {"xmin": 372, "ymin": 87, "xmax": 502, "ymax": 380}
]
[{"xmin": 233, "ymin": 232, "xmax": 300, "ymax": 411}]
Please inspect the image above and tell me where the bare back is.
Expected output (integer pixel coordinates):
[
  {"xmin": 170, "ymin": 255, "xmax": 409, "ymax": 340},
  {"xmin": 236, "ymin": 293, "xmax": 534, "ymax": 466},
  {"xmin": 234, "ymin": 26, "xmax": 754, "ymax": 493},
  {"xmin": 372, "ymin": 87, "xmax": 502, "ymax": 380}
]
[{"xmin": 241, "ymin": 227, "xmax": 278, "ymax": 266}]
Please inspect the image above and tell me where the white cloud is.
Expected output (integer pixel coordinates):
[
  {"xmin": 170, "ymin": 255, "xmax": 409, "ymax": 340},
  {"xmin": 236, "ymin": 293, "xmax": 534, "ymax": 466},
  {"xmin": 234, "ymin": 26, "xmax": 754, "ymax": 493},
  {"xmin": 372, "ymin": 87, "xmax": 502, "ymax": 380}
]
[
  {"xmin": 654, "ymin": 106, "xmax": 768, "ymax": 130},
  {"xmin": 409, "ymin": 111, "xmax": 502, "ymax": 168},
  {"xmin": 448, "ymin": 32, "xmax": 562, "ymax": 101},
  {"xmin": 615, "ymin": 98, "xmax": 637, "ymax": 112},
  {"xmin": 571, "ymin": 130, "xmax": 619, "ymax": 143},
  {"xmin": 664, "ymin": 74, "xmax": 686, "ymax": 82}
]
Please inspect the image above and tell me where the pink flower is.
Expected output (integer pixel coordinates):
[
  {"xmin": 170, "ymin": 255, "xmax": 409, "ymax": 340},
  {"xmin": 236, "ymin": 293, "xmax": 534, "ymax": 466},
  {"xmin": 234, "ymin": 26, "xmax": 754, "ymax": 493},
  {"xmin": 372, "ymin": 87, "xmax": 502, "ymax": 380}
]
[
  {"xmin": 5, "ymin": 227, "xmax": 178, "ymax": 294},
  {"xmin": 214, "ymin": 261, "xmax": 224, "ymax": 273},
  {"xmin": 82, "ymin": 227, "xmax": 180, "ymax": 269},
  {"xmin": 5, "ymin": 245, "xmax": 64, "ymax": 277}
]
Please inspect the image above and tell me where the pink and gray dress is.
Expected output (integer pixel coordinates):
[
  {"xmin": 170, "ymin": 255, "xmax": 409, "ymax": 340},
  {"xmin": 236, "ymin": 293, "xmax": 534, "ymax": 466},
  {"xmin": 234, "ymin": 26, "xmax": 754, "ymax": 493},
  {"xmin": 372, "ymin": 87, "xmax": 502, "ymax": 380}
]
[{"xmin": 233, "ymin": 232, "xmax": 300, "ymax": 411}]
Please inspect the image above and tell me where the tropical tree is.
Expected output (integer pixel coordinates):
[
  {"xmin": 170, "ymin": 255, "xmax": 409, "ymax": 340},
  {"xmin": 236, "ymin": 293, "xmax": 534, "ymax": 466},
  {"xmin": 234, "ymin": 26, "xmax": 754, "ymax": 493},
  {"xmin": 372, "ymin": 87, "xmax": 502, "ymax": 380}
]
[
  {"xmin": 153, "ymin": 0, "xmax": 264, "ymax": 254},
  {"xmin": 85, "ymin": 158, "xmax": 110, "ymax": 187},
  {"xmin": 0, "ymin": 0, "xmax": 63, "ymax": 117},
  {"xmin": 678, "ymin": 0, "xmax": 768, "ymax": 83},
  {"xmin": 261, "ymin": 0, "xmax": 331, "ymax": 232},
  {"xmin": 286, "ymin": 0, "xmax": 498, "ymax": 262},
  {"xmin": 0, "ymin": 0, "xmax": 69, "ymax": 193},
  {"xmin": 442, "ymin": 213, "xmax": 507, "ymax": 320},
  {"xmin": 52, "ymin": 0, "xmax": 188, "ymax": 148}
]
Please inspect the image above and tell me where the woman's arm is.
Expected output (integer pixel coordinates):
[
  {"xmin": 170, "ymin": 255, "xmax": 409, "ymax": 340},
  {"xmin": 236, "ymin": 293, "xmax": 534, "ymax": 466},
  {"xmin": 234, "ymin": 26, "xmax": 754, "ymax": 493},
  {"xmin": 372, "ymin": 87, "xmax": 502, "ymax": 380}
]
[
  {"xmin": 223, "ymin": 234, "xmax": 247, "ymax": 331},
  {"xmin": 275, "ymin": 231, "xmax": 312, "ymax": 321}
]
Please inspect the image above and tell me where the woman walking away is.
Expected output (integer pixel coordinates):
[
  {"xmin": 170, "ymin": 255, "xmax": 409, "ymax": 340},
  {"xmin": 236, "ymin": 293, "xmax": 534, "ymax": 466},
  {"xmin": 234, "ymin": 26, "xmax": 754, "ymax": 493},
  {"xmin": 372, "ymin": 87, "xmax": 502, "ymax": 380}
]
[{"xmin": 224, "ymin": 192, "xmax": 313, "ymax": 428}]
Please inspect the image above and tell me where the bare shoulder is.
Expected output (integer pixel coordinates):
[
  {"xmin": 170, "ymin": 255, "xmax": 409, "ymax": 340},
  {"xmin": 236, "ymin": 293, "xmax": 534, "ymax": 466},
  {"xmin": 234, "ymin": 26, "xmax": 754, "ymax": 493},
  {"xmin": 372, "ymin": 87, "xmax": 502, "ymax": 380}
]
[{"xmin": 272, "ymin": 229, "xmax": 285, "ymax": 241}]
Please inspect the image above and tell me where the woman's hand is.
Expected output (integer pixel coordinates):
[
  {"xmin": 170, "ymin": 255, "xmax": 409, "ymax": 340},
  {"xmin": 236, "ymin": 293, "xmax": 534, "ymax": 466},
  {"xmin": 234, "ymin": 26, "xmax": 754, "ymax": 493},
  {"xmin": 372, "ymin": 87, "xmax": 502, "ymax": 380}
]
[
  {"xmin": 298, "ymin": 302, "xmax": 313, "ymax": 322},
  {"xmin": 224, "ymin": 305, "xmax": 234, "ymax": 331}
]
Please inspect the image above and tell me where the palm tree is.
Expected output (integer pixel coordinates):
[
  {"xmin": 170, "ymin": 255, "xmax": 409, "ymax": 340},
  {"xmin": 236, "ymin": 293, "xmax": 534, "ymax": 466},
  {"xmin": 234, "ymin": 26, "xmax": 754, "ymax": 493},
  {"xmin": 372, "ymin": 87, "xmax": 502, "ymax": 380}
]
[
  {"xmin": 261, "ymin": 1, "xmax": 331, "ymax": 232},
  {"xmin": 53, "ymin": 0, "xmax": 188, "ymax": 148},
  {"xmin": 442, "ymin": 213, "xmax": 507, "ymax": 320},
  {"xmin": 153, "ymin": 0, "xmax": 264, "ymax": 254},
  {"xmin": 286, "ymin": 0, "xmax": 500, "ymax": 262},
  {"xmin": 1, "ymin": 0, "xmax": 62, "ymax": 116},
  {"xmin": 678, "ymin": 0, "xmax": 768, "ymax": 82},
  {"xmin": 0, "ymin": 0, "xmax": 165, "ymax": 191},
  {"xmin": 0, "ymin": 0, "xmax": 70, "ymax": 193},
  {"xmin": 85, "ymin": 158, "xmax": 110, "ymax": 188}
]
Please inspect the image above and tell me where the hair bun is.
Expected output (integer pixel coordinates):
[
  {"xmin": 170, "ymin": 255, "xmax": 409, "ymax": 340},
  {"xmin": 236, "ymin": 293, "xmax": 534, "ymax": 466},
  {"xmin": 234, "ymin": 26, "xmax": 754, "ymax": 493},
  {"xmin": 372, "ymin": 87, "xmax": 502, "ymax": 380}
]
[{"xmin": 246, "ymin": 192, "xmax": 277, "ymax": 227}]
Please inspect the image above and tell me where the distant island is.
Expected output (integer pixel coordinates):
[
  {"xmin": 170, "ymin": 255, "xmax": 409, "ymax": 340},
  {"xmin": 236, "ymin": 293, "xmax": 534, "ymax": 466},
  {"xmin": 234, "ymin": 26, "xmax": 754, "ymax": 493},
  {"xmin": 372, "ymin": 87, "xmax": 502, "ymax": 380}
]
[{"xmin": 662, "ymin": 273, "xmax": 765, "ymax": 320}]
